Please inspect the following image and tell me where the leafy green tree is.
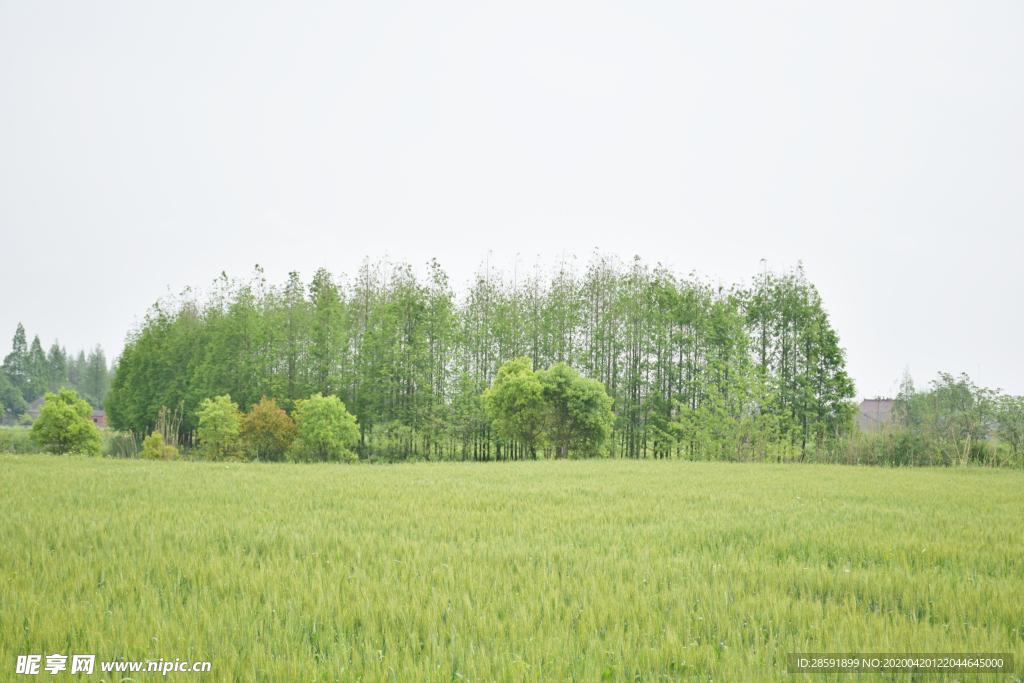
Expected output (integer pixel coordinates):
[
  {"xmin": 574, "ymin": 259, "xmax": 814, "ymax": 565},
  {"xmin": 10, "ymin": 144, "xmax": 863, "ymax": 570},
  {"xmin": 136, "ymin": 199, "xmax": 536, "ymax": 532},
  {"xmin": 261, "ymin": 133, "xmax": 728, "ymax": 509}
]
[
  {"xmin": 27, "ymin": 335, "xmax": 49, "ymax": 402},
  {"xmin": 293, "ymin": 393, "xmax": 359, "ymax": 462},
  {"xmin": 537, "ymin": 363, "xmax": 614, "ymax": 458},
  {"xmin": 483, "ymin": 357, "xmax": 547, "ymax": 458},
  {"xmin": 451, "ymin": 371, "xmax": 489, "ymax": 461},
  {"xmin": 29, "ymin": 388, "xmax": 101, "ymax": 455},
  {"xmin": 196, "ymin": 394, "xmax": 242, "ymax": 460},
  {"xmin": 270, "ymin": 271, "xmax": 311, "ymax": 407},
  {"xmin": 994, "ymin": 395, "xmax": 1024, "ymax": 458},
  {"xmin": 240, "ymin": 396, "xmax": 297, "ymax": 461}
]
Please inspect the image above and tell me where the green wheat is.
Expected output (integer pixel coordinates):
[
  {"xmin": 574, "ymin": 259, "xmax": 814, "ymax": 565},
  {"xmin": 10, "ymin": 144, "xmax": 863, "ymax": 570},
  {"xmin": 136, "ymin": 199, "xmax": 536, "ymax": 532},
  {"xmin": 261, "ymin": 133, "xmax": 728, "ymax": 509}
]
[{"xmin": 1, "ymin": 455, "xmax": 1021, "ymax": 682}]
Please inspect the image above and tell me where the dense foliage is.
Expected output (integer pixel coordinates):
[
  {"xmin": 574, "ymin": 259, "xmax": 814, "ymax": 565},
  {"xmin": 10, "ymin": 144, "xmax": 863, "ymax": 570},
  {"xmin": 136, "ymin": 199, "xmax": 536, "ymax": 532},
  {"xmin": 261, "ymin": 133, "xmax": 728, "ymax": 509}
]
[
  {"xmin": 1, "ymin": 323, "xmax": 112, "ymax": 417},
  {"xmin": 105, "ymin": 255, "xmax": 856, "ymax": 460},
  {"xmin": 188, "ymin": 391, "xmax": 358, "ymax": 462}
]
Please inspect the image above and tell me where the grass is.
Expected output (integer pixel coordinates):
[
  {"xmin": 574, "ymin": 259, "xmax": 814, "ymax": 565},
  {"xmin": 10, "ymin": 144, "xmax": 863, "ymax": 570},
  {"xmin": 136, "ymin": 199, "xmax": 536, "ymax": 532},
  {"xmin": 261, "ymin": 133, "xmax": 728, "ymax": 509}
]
[{"xmin": 1, "ymin": 455, "xmax": 1021, "ymax": 682}]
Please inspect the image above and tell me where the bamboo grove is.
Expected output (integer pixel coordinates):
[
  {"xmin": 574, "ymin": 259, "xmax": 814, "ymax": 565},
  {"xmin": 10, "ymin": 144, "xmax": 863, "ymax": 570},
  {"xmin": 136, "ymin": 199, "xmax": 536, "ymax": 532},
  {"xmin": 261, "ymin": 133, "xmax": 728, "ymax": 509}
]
[{"xmin": 105, "ymin": 254, "xmax": 856, "ymax": 461}]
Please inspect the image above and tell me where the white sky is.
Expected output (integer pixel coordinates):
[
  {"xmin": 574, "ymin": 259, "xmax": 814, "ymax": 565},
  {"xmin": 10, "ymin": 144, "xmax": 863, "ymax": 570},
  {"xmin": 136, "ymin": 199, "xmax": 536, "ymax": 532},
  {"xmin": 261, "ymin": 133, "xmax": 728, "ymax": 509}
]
[{"xmin": 1, "ymin": 1, "xmax": 1022, "ymax": 398}]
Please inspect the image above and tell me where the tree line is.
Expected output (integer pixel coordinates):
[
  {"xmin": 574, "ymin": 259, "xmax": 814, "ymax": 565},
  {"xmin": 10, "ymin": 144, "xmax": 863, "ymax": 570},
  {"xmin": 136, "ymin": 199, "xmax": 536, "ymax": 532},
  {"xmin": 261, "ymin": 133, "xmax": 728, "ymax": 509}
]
[
  {"xmin": 104, "ymin": 254, "xmax": 856, "ymax": 461},
  {"xmin": 0, "ymin": 323, "xmax": 112, "ymax": 422}
]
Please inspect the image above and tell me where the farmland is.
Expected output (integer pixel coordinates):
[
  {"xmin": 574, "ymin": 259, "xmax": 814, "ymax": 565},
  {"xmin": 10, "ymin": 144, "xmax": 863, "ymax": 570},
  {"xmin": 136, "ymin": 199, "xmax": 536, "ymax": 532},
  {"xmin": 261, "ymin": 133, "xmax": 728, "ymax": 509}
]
[{"xmin": 1, "ymin": 455, "xmax": 1021, "ymax": 681}]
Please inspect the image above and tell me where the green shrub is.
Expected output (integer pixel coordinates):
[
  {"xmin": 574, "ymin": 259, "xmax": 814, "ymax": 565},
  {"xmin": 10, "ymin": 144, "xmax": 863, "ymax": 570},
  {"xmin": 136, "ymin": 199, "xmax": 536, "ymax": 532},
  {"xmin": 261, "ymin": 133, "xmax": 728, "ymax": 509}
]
[
  {"xmin": 196, "ymin": 395, "xmax": 243, "ymax": 460},
  {"xmin": 141, "ymin": 431, "xmax": 179, "ymax": 460}
]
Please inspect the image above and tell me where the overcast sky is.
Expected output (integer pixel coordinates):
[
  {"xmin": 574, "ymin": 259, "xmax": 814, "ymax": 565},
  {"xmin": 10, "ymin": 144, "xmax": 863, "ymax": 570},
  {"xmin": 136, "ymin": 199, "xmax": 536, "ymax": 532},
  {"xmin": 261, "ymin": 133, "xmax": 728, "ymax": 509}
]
[{"xmin": 1, "ymin": 1, "xmax": 1021, "ymax": 398}]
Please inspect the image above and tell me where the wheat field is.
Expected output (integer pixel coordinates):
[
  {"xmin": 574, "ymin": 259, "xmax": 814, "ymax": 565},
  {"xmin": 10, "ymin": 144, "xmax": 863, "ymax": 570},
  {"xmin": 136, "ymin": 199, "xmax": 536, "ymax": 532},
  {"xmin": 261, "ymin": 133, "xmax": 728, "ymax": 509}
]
[{"xmin": 1, "ymin": 455, "xmax": 1021, "ymax": 681}]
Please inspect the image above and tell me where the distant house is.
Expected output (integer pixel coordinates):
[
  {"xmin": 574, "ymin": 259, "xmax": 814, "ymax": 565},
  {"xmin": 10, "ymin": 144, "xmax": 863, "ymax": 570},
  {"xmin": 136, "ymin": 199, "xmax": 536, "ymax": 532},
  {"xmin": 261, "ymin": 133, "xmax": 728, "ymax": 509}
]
[
  {"xmin": 26, "ymin": 397, "xmax": 44, "ymax": 422},
  {"xmin": 26, "ymin": 396, "xmax": 107, "ymax": 428},
  {"xmin": 856, "ymin": 398, "xmax": 894, "ymax": 433}
]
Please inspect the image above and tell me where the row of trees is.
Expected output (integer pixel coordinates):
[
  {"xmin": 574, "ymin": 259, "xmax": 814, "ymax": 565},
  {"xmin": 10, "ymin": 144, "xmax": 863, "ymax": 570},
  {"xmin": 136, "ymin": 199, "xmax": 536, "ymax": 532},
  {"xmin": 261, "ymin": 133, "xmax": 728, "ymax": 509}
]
[
  {"xmin": 1, "ymin": 323, "xmax": 112, "ymax": 419},
  {"xmin": 186, "ymin": 393, "xmax": 359, "ymax": 462},
  {"xmin": 106, "ymin": 254, "xmax": 856, "ymax": 461}
]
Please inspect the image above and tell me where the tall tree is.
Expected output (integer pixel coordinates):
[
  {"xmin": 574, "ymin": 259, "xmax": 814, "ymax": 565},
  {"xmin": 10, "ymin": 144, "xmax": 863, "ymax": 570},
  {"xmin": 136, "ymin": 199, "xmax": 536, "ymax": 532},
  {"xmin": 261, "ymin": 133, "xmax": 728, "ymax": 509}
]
[
  {"xmin": 84, "ymin": 345, "xmax": 110, "ymax": 406},
  {"xmin": 2, "ymin": 323, "xmax": 29, "ymax": 403},
  {"xmin": 27, "ymin": 335, "xmax": 50, "ymax": 402},
  {"xmin": 47, "ymin": 342, "xmax": 67, "ymax": 392},
  {"xmin": 308, "ymin": 268, "xmax": 345, "ymax": 398},
  {"xmin": 739, "ymin": 264, "xmax": 855, "ymax": 452},
  {"xmin": 67, "ymin": 350, "xmax": 87, "ymax": 390}
]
